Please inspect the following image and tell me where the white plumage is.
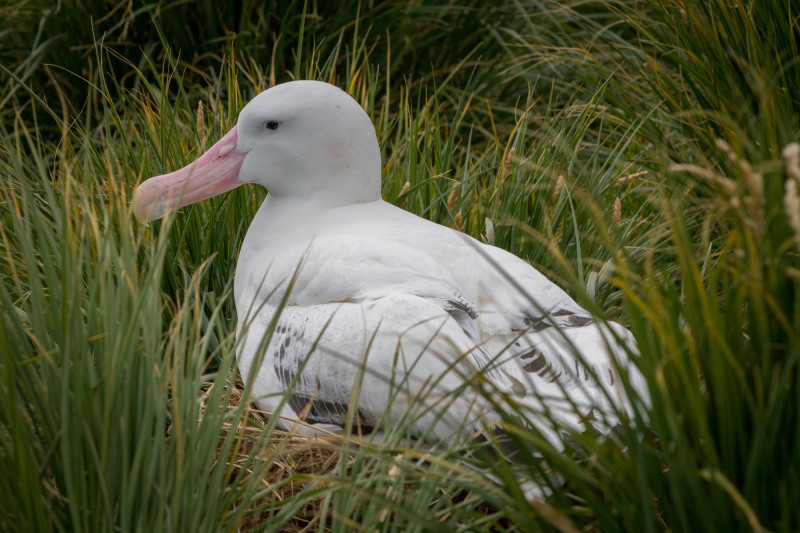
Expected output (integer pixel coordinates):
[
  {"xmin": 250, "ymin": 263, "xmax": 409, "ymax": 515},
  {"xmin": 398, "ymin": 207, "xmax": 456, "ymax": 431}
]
[{"xmin": 133, "ymin": 80, "xmax": 649, "ymax": 450}]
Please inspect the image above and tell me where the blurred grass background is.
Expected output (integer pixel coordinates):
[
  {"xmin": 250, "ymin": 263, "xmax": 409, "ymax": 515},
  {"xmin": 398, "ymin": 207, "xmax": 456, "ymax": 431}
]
[{"xmin": 1, "ymin": 0, "xmax": 798, "ymax": 531}]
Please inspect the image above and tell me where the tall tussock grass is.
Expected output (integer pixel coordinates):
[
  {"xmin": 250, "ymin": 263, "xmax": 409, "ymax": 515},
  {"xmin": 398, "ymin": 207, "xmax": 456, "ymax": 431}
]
[{"xmin": 1, "ymin": 0, "xmax": 798, "ymax": 531}]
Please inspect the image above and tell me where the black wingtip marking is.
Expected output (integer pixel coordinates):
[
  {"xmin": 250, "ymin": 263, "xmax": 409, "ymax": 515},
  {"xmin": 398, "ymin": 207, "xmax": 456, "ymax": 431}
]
[
  {"xmin": 520, "ymin": 349, "xmax": 547, "ymax": 373},
  {"xmin": 522, "ymin": 315, "xmax": 552, "ymax": 331},
  {"xmin": 289, "ymin": 394, "xmax": 375, "ymax": 433},
  {"xmin": 519, "ymin": 349, "xmax": 560, "ymax": 382},
  {"xmin": 444, "ymin": 299, "xmax": 479, "ymax": 319},
  {"xmin": 523, "ymin": 309, "xmax": 593, "ymax": 331},
  {"xmin": 272, "ymin": 323, "xmax": 375, "ymax": 433},
  {"xmin": 470, "ymin": 426, "xmax": 539, "ymax": 462},
  {"xmin": 566, "ymin": 315, "xmax": 593, "ymax": 327}
]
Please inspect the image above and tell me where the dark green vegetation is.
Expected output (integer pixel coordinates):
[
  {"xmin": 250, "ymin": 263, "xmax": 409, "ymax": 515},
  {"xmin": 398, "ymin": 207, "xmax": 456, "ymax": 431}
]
[{"xmin": 1, "ymin": 1, "xmax": 798, "ymax": 531}]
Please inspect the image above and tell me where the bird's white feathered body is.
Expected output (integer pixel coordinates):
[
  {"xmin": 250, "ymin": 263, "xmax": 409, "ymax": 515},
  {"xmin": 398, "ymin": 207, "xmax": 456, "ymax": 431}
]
[
  {"xmin": 233, "ymin": 197, "xmax": 646, "ymax": 446},
  {"xmin": 133, "ymin": 80, "xmax": 648, "ymax": 449}
]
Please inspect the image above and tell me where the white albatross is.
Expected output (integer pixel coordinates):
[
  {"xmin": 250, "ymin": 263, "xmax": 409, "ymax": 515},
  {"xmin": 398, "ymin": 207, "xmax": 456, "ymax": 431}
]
[{"xmin": 133, "ymin": 80, "xmax": 649, "ymax": 449}]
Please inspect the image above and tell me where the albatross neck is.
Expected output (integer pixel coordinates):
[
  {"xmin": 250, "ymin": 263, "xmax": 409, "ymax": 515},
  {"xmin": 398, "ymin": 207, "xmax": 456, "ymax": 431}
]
[{"xmin": 253, "ymin": 190, "xmax": 383, "ymax": 230}]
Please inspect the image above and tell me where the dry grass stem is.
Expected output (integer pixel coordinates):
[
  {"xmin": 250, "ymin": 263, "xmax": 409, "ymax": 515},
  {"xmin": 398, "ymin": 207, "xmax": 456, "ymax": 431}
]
[
  {"xmin": 198, "ymin": 381, "xmax": 344, "ymax": 532},
  {"xmin": 529, "ymin": 499, "xmax": 581, "ymax": 533},
  {"xmin": 715, "ymin": 138, "xmax": 735, "ymax": 162},
  {"xmin": 743, "ymin": 170, "xmax": 764, "ymax": 227},
  {"xmin": 378, "ymin": 454, "xmax": 405, "ymax": 522}
]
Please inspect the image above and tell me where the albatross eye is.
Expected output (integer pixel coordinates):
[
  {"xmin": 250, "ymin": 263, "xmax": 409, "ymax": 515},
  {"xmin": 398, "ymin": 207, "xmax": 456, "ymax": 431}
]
[{"xmin": 264, "ymin": 120, "xmax": 280, "ymax": 131}]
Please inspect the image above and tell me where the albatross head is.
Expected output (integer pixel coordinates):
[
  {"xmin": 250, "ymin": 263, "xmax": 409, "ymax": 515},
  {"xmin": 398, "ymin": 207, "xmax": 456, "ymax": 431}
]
[{"xmin": 132, "ymin": 80, "xmax": 382, "ymax": 223}]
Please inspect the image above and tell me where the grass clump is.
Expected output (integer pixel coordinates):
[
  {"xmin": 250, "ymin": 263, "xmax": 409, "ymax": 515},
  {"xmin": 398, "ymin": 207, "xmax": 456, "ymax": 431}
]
[{"xmin": 1, "ymin": 1, "xmax": 798, "ymax": 531}]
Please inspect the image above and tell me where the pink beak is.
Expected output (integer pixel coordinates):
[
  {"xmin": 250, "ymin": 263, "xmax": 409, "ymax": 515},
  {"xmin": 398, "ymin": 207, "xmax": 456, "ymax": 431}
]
[{"xmin": 132, "ymin": 127, "xmax": 246, "ymax": 223}]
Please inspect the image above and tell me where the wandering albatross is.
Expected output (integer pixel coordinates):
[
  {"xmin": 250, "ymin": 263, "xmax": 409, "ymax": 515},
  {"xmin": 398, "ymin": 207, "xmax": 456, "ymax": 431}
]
[{"xmin": 133, "ymin": 80, "xmax": 649, "ymax": 449}]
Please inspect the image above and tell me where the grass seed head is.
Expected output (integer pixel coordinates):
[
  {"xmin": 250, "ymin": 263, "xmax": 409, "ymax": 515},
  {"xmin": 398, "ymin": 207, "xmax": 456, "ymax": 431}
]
[
  {"xmin": 398, "ymin": 180, "xmax": 411, "ymax": 208},
  {"xmin": 550, "ymin": 174, "xmax": 564, "ymax": 205},
  {"xmin": 483, "ymin": 217, "xmax": 495, "ymax": 245},
  {"xmin": 784, "ymin": 178, "xmax": 800, "ymax": 251},
  {"xmin": 615, "ymin": 170, "xmax": 647, "ymax": 187},
  {"xmin": 503, "ymin": 147, "xmax": 515, "ymax": 180},
  {"xmin": 669, "ymin": 163, "xmax": 737, "ymax": 196},
  {"xmin": 783, "ymin": 142, "xmax": 800, "ymax": 183},
  {"xmin": 716, "ymin": 140, "xmax": 765, "ymax": 229},
  {"xmin": 447, "ymin": 181, "xmax": 460, "ymax": 211},
  {"xmin": 197, "ymin": 101, "xmax": 205, "ymax": 141}
]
